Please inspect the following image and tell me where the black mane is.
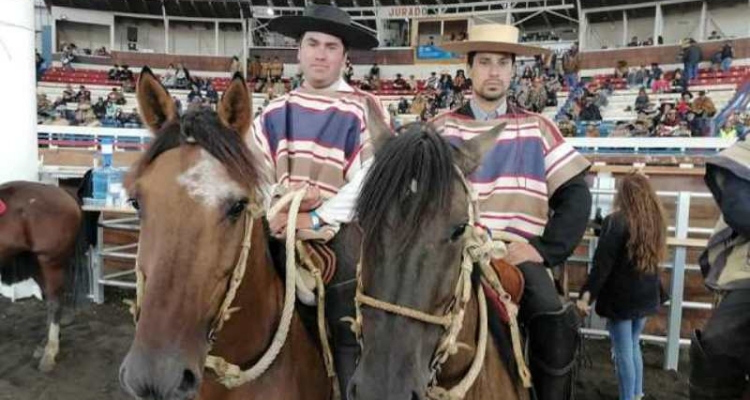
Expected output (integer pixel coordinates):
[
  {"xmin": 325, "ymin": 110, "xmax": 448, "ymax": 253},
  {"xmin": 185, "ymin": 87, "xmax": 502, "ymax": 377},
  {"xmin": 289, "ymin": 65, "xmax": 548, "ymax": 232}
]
[{"xmin": 356, "ymin": 123, "xmax": 458, "ymax": 255}]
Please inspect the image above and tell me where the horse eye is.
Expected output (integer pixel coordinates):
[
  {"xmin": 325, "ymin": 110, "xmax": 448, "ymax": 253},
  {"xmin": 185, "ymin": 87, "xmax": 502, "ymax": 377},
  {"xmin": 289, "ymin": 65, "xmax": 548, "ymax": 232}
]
[
  {"xmin": 450, "ymin": 223, "xmax": 468, "ymax": 242},
  {"xmin": 227, "ymin": 199, "xmax": 248, "ymax": 220},
  {"xmin": 128, "ymin": 198, "xmax": 140, "ymax": 211}
]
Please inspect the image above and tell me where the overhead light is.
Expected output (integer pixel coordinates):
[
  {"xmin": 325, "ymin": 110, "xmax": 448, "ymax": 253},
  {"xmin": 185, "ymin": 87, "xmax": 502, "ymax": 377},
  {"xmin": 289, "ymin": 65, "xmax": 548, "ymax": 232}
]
[{"xmin": 266, "ymin": 8, "xmax": 275, "ymax": 16}]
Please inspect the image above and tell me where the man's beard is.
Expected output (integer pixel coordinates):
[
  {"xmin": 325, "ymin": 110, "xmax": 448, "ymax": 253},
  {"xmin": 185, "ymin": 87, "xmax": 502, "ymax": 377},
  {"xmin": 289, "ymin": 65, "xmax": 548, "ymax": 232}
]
[{"xmin": 476, "ymin": 86, "xmax": 506, "ymax": 102}]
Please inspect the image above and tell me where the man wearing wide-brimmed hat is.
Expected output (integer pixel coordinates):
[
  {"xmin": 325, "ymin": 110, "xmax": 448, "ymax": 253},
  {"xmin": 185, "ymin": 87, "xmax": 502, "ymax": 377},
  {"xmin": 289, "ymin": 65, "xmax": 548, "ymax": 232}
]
[
  {"xmin": 254, "ymin": 4, "xmax": 388, "ymax": 398},
  {"xmin": 435, "ymin": 24, "xmax": 592, "ymax": 400}
]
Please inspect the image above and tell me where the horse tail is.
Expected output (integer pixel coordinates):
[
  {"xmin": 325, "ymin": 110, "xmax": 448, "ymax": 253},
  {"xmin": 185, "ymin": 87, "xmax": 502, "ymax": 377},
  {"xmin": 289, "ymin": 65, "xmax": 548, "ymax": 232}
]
[{"xmin": 64, "ymin": 218, "xmax": 90, "ymax": 308}]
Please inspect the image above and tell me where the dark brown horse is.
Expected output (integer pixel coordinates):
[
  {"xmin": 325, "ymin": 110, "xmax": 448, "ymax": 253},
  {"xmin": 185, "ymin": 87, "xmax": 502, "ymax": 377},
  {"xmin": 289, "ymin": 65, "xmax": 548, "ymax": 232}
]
[
  {"xmin": 0, "ymin": 181, "xmax": 86, "ymax": 372},
  {"xmin": 347, "ymin": 114, "xmax": 530, "ymax": 400},
  {"xmin": 119, "ymin": 68, "xmax": 331, "ymax": 400}
]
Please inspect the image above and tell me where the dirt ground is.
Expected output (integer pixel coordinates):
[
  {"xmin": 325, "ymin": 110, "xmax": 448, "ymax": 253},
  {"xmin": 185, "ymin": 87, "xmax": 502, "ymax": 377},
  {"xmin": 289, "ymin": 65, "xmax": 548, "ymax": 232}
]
[{"xmin": 0, "ymin": 293, "xmax": 689, "ymax": 400}]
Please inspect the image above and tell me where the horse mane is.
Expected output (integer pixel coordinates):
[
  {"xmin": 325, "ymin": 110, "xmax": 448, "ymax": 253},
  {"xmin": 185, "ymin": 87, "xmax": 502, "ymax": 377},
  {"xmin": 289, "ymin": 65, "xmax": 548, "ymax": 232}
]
[
  {"xmin": 129, "ymin": 108, "xmax": 261, "ymax": 191},
  {"xmin": 356, "ymin": 123, "xmax": 458, "ymax": 256}
]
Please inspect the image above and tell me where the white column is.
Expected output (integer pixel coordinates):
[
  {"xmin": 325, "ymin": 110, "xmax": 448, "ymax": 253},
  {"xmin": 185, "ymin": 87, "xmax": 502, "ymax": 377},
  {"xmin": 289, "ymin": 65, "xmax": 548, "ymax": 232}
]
[
  {"xmin": 505, "ymin": 11, "xmax": 512, "ymax": 24},
  {"xmin": 699, "ymin": 1, "xmax": 707, "ymax": 41},
  {"xmin": 215, "ymin": 21, "xmax": 220, "ymax": 56},
  {"xmin": 0, "ymin": 0, "xmax": 39, "ymax": 183},
  {"xmin": 241, "ymin": 19, "xmax": 248, "ymax": 78},
  {"xmin": 654, "ymin": 4, "xmax": 662, "ymax": 45},
  {"xmin": 578, "ymin": 11, "xmax": 587, "ymax": 49},
  {"xmin": 622, "ymin": 11, "xmax": 628, "ymax": 47},
  {"xmin": 248, "ymin": 18, "xmax": 255, "ymax": 48},
  {"xmin": 110, "ymin": 23, "xmax": 115, "ymax": 52},
  {"xmin": 164, "ymin": 18, "xmax": 169, "ymax": 54}
]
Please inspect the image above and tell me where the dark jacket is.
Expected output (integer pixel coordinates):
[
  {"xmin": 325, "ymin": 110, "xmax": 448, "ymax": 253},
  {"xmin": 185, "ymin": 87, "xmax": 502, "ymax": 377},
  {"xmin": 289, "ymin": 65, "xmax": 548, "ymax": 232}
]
[
  {"xmin": 684, "ymin": 44, "xmax": 702, "ymax": 64},
  {"xmin": 582, "ymin": 212, "xmax": 661, "ymax": 320}
]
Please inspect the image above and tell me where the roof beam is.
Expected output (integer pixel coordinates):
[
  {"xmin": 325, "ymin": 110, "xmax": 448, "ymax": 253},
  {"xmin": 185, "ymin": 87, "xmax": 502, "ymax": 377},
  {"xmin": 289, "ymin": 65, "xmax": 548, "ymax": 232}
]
[{"xmin": 583, "ymin": 0, "xmax": 701, "ymax": 15}]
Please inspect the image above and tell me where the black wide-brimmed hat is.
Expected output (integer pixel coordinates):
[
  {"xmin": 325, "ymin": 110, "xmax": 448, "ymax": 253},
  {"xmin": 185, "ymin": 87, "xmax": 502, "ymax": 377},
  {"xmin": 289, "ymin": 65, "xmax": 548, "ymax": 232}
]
[{"xmin": 267, "ymin": 4, "xmax": 379, "ymax": 50}]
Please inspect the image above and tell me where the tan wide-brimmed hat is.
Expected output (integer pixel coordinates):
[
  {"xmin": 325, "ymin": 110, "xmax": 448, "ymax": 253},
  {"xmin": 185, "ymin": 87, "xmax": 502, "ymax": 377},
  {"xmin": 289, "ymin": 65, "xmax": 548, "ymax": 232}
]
[{"xmin": 440, "ymin": 24, "xmax": 550, "ymax": 57}]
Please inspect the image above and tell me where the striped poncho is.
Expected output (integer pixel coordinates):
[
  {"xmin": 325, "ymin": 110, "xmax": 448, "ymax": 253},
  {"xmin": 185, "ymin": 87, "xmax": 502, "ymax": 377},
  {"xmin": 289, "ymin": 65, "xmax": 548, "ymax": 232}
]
[
  {"xmin": 252, "ymin": 79, "xmax": 388, "ymax": 228},
  {"xmin": 433, "ymin": 102, "xmax": 590, "ymax": 243}
]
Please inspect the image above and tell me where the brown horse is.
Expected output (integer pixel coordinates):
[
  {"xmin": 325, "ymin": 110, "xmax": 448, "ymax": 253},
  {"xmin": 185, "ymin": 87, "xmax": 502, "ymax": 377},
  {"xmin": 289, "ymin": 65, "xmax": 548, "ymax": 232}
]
[
  {"xmin": 119, "ymin": 68, "xmax": 331, "ymax": 400},
  {"xmin": 0, "ymin": 181, "xmax": 86, "ymax": 372},
  {"xmin": 347, "ymin": 114, "xmax": 530, "ymax": 400}
]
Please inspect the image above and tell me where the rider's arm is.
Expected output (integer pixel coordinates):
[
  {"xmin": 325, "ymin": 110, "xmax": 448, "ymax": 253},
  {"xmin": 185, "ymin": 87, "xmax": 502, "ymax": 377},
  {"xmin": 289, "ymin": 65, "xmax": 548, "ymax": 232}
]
[
  {"xmin": 314, "ymin": 159, "xmax": 373, "ymax": 227},
  {"xmin": 528, "ymin": 171, "xmax": 592, "ymax": 267}
]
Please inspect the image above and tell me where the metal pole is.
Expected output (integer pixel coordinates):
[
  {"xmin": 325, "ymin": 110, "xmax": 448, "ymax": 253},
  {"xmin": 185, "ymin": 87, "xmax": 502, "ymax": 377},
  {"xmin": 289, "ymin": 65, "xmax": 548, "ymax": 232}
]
[
  {"xmin": 664, "ymin": 191, "xmax": 690, "ymax": 371},
  {"xmin": 162, "ymin": 3, "xmax": 169, "ymax": 54},
  {"xmin": 622, "ymin": 10, "xmax": 628, "ymax": 47},
  {"xmin": 215, "ymin": 21, "xmax": 220, "ymax": 56},
  {"xmin": 698, "ymin": 1, "xmax": 707, "ymax": 41},
  {"xmin": 654, "ymin": 3, "xmax": 662, "ymax": 45}
]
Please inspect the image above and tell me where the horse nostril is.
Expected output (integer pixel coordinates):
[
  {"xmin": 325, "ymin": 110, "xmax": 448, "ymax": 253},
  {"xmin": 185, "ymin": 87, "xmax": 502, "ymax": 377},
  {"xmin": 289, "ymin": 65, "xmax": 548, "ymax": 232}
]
[{"xmin": 178, "ymin": 368, "xmax": 199, "ymax": 393}]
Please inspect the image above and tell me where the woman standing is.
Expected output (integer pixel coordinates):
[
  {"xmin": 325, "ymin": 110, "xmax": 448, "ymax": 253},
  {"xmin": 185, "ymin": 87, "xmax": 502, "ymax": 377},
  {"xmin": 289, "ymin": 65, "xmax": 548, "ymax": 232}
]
[{"xmin": 577, "ymin": 172, "xmax": 667, "ymax": 400}]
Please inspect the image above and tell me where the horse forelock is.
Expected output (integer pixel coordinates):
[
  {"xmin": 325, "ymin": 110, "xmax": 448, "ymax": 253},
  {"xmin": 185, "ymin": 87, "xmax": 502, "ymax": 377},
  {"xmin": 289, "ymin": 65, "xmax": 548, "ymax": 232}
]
[{"xmin": 356, "ymin": 123, "xmax": 460, "ymax": 257}]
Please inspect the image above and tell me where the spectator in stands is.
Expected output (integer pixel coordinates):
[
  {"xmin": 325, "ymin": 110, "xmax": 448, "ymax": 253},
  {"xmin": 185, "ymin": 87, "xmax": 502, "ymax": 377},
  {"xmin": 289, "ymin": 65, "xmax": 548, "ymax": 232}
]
[
  {"xmin": 562, "ymin": 43, "xmax": 584, "ymax": 86},
  {"xmin": 51, "ymin": 109, "xmax": 71, "ymax": 126},
  {"xmin": 632, "ymin": 65, "xmax": 648, "ymax": 88},
  {"xmin": 205, "ymin": 83, "xmax": 219, "ymax": 104},
  {"xmin": 75, "ymin": 102, "xmax": 98, "ymax": 127},
  {"xmin": 108, "ymin": 87, "xmax": 125, "ymax": 105},
  {"xmin": 437, "ymin": 72, "xmax": 454, "ymax": 107},
  {"xmin": 671, "ymin": 69, "xmax": 686, "ymax": 93},
  {"xmin": 35, "ymin": 51, "xmax": 45, "ymax": 82},
  {"xmin": 673, "ymin": 120, "xmax": 693, "ymax": 137},
  {"xmin": 649, "ymin": 63, "xmax": 663, "ymax": 87},
  {"xmin": 119, "ymin": 65, "xmax": 134, "ymax": 82},
  {"xmin": 454, "ymin": 69, "xmax": 467, "ymax": 91},
  {"xmin": 397, "ymin": 97, "xmax": 409, "ymax": 114},
  {"xmin": 522, "ymin": 65, "xmax": 534, "ymax": 80},
  {"xmin": 343, "ymin": 59, "xmax": 354, "ymax": 84},
  {"xmin": 634, "ymin": 88, "xmax": 650, "ymax": 112},
  {"xmin": 94, "ymin": 46, "xmax": 109, "ymax": 57},
  {"xmin": 691, "ymin": 90, "xmax": 716, "ymax": 134},
  {"xmin": 37, "ymin": 93, "xmax": 53, "ymax": 119},
  {"xmin": 75, "ymin": 85, "xmax": 91, "ymax": 103},
  {"xmin": 544, "ymin": 74, "xmax": 561, "ymax": 107},
  {"xmin": 291, "ymin": 73, "xmax": 302, "ymax": 90},
  {"xmin": 527, "ymin": 77, "xmax": 548, "ymax": 113},
  {"xmin": 720, "ymin": 41, "xmax": 734, "ymax": 72},
  {"xmin": 272, "ymin": 78, "xmax": 286, "ymax": 98},
  {"xmin": 249, "ymin": 55, "xmax": 262, "ymax": 81},
  {"xmin": 62, "ymin": 84, "xmax": 76, "ymax": 103},
  {"xmin": 643, "ymin": 37, "xmax": 654, "ymax": 46},
  {"xmin": 580, "ymin": 94, "xmax": 602, "ymax": 121},
  {"xmin": 719, "ymin": 120, "xmax": 738, "ymax": 139},
  {"xmin": 103, "ymin": 101, "xmax": 119, "ymax": 127},
  {"xmin": 230, "ymin": 56, "xmax": 241, "ymax": 76},
  {"xmin": 627, "ymin": 36, "xmax": 640, "ymax": 47},
  {"xmin": 585, "ymin": 122, "xmax": 600, "ymax": 137},
  {"xmin": 175, "ymin": 63, "xmax": 190, "ymax": 89},
  {"xmin": 426, "ymin": 71, "xmax": 439, "ymax": 90},
  {"xmin": 577, "ymin": 172, "xmax": 666, "ymax": 400},
  {"xmin": 92, "ymin": 97, "xmax": 106, "ymax": 120},
  {"xmin": 685, "ymin": 112, "xmax": 702, "ymax": 137},
  {"xmin": 108, "ymin": 64, "xmax": 120, "ymax": 81},
  {"xmin": 651, "ymin": 74, "xmax": 670, "ymax": 94},
  {"xmin": 408, "ymin": 74, "xmax": 418, "ymax": 92},
  {"xmin": 187, "ymin": 84, "xmax": 202, "ymax": 103},
  {"xmin": 60, "ymin": 43, "xmax": 76, "ymax": 71},
  {"xmin": 676, "ymin": 91, "xmax": 693, "ymax": 117},
  {"xmin": 160, "ymin": 64, "xmax": 177, "ymax": 88},
  {"xmin": 271, "ymin": 57, "xmax": 284, "ymax": 80},
  {"xmin": 708, "ymin": 30, "xmax": 722, "ymax": 40},
  {"xmin": 392, "ymin": 73, "xmax": 409, "ymax": 90},
  {"xmin": 682, "ymin": 39, "xmax": 701, "ymax": 82},
  {"xmin": 614, "ymin": 61, "xmax": 629, "ymax": 80},
  {"xmin": 369, "ymin": 63, "xmax": 380, "ymax": 79},
  {"xmin": 123, "ymin": 108, "xmax": 142, "ymax": 128}
]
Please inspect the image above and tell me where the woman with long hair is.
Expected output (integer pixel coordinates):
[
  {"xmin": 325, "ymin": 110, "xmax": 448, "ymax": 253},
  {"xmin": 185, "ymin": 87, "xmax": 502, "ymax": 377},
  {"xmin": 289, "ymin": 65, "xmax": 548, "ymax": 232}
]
[{"xmin": 577, "ymin": 172, "xmax": 667, "ymax": 400}]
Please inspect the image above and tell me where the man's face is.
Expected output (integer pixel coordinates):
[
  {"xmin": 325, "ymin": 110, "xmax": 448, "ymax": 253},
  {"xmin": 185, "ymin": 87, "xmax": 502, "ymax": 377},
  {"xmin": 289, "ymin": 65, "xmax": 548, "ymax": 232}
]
[
  {"xmin": 298, "ymin": 31, "xmax": 346, "ymax": 89},
  {"xmin": 469, "ymin": 52, "xmax": 514, "ymax": 102}
]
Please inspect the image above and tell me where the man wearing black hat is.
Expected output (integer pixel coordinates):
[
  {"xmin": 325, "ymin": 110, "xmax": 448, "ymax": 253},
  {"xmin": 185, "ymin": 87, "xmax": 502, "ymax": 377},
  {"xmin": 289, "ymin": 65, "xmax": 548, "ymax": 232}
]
[{"xmin": 253, "ymin": 4, "xmax": 387, "ymax": 398}]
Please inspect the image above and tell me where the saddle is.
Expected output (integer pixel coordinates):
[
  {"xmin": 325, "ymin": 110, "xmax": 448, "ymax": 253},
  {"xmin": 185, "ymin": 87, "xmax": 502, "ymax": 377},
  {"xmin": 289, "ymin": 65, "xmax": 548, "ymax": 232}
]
[{"xmin": 482, "ymin": 258, "xmax": 524, "ymax": 324}]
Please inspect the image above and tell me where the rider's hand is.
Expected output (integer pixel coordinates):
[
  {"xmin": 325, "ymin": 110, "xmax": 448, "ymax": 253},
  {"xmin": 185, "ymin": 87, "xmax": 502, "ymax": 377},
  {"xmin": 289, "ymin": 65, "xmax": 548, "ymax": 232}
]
[
  {"xmin": 503, "ymin": 242, "xmax": 544, "ymax": 265},
  {"xmin": 270, "ymin": 212, "xmax": 314, "ymax": 239}
]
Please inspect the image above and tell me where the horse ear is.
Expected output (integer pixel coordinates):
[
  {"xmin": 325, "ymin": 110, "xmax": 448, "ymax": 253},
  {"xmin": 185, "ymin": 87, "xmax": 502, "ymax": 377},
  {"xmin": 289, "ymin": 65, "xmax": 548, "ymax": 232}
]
[
  {"xmin": 218, "ymin": 73, "xmax": 252, "ymax": 137},
  {"xmin": 455, "ymin": 122, "xmax": 506, "ymax": 175},
  {"xmin": 136, "ymin": 66, "xmax": 177, "ymax": 133},
  {"xmin": 363, "ymin": 94, "xmax": 392, "ymax": 153}
]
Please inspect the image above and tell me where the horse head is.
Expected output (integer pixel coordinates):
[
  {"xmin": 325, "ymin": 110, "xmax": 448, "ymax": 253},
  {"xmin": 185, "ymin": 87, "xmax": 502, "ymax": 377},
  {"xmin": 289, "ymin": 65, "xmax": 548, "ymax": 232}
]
[{"xmin": 348, "ymin": 103, "xmax": 505, "ymax": 400}]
